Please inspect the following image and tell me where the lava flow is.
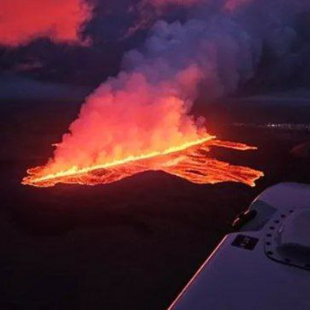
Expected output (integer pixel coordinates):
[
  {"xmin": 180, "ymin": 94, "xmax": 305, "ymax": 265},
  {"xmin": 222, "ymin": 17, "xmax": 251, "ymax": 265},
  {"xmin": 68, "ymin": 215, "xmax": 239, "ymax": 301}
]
[{"xmin": 22, "ymin": 136, "xmax": 264, "ymax": 188}]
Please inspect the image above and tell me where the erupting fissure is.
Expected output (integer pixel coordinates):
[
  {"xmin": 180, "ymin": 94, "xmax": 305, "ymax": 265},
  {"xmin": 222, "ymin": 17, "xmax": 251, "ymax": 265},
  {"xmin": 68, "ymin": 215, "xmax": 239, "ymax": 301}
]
[
  {"xmin": 22, "ymin": 0, "xmax": 277, "ymax": 188},
  {"xmin": 23, "ymin": 136, "xmax": 263, "ymax": 188}
]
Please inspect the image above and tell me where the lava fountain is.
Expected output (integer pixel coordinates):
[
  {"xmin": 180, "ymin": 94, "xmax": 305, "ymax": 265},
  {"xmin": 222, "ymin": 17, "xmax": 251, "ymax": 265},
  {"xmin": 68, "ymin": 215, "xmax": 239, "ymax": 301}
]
[
  {"xmin": 22, "ymin": 9, "xmax": 267, "ymax": 188},
  {"xmin": 23, "ymin": 136, "xmax": 263, "ymax": 188}
]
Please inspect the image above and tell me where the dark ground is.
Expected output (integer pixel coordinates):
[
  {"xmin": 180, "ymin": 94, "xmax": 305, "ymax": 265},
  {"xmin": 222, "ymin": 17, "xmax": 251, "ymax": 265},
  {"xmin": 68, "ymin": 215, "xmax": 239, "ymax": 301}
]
[{"xmin": 1, "ymin": 99, "xmax": 310, "ymax": 310}]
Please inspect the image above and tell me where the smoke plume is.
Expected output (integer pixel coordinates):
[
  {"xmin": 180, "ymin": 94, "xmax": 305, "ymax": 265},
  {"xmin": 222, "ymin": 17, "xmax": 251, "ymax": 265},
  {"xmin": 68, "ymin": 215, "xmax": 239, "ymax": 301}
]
[
  {"xmin": 0, "ymin": 0, "xmax": 92, "ymax": 47},
  {"xmin": 39, "ymin": 0, "xmax": 310, "ymax": 175}
]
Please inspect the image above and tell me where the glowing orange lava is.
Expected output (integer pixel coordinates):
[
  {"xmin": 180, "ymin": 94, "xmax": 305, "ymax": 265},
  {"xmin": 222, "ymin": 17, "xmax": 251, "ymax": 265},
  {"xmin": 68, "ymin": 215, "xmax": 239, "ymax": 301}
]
[{"xmin": 22, "ymin": 136, "xmax": 264, "ymax": 188}]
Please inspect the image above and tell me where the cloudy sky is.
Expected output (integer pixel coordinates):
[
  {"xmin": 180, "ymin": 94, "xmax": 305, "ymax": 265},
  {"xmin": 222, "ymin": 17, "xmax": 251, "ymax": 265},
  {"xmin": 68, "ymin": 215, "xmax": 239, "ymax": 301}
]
[{"xmin": 1, "ymin": 0, "xmax": 310, "ymax": 101}]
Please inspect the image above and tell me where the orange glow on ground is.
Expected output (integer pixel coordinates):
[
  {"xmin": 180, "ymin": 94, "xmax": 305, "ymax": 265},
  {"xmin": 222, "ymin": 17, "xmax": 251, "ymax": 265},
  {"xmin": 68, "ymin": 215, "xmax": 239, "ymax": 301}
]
[{"xmin": 22, "ymin": 137, "xmax": 264, "ymax": 188}]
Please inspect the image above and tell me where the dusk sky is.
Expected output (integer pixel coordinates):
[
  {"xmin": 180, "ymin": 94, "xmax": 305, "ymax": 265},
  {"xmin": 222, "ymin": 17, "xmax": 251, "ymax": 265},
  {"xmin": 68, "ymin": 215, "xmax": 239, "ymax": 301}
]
[
  {"xmin": 1, "ymin": 0, "xmax": 310, "ymax": 102},
  {"xmin": 1, "ymin": 2, "xmax": 310, "ymax": 310}
]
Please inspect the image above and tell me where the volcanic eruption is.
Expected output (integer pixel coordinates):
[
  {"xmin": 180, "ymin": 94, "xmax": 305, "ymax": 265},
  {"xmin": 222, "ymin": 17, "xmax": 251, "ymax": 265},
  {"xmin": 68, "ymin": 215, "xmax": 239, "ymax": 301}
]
[
  {"xmin": 22, "ymin": 62, "xmax": 263, "ymax": 187},
  {"xmin": 23, "ymin": 137, "xmax": 263, "ymax": 187},
  {"xmin": 21, "ymin": 0, "xmax": 275, "ymax": 188}
]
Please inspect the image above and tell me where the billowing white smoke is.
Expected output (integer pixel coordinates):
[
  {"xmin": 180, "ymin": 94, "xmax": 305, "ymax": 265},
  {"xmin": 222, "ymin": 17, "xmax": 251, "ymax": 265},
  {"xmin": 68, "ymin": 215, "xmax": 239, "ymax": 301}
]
[
  {"xmin": 43, "ymin": 0, "xmax": 310, "ymax": 173},
  {"xmin": 124, "ymin": 16, "xmax": 258, "ymax": 98}
]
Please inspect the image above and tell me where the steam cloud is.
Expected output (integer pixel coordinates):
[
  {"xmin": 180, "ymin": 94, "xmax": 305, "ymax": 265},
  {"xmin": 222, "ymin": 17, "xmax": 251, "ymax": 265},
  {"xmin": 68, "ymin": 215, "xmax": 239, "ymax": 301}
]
[
  {"xmin": 0, "ymin": 0, "xmax": 92, "ymax": 47},
  {"xmin": 42, "ymin": 0, "xmax": 310, "ymax": 174}
]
